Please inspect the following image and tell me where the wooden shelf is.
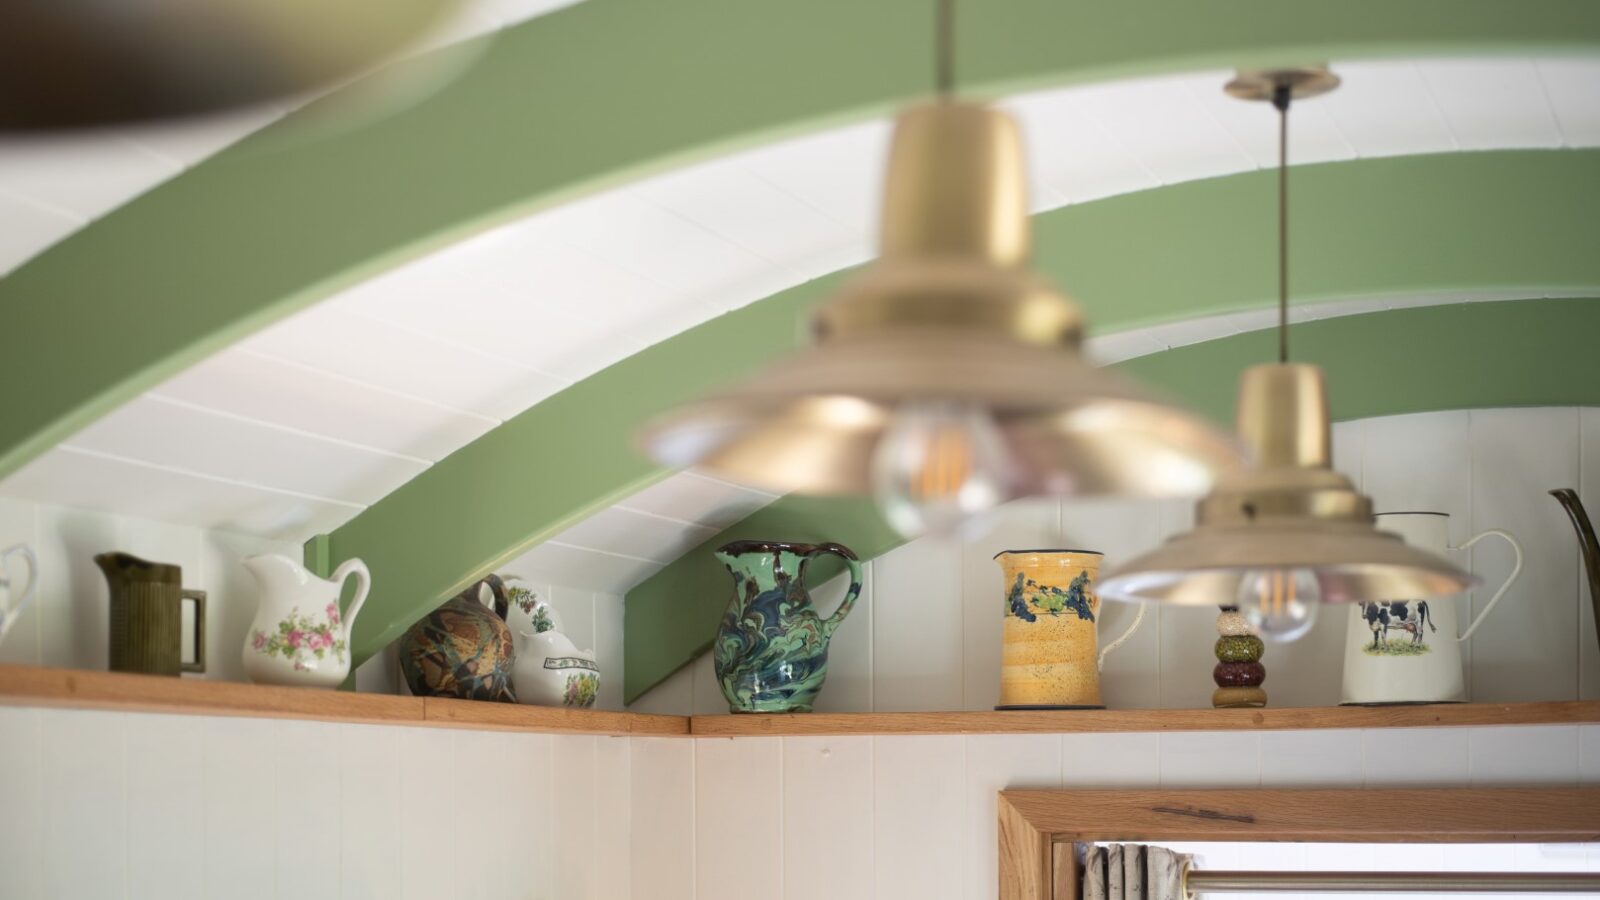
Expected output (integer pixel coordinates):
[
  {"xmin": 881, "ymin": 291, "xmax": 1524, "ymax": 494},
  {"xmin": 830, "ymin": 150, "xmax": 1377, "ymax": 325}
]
[
  {"xmin": 0, "ymin": 664, "xmax": 687, "ymax": 737},
  {"xmin": 689, "ymin": 700, "xmax": 1600, "ymax": 737},
  {"xmin": 4, "ymin": 665, "xmax": 1594, "ymax": 738}
]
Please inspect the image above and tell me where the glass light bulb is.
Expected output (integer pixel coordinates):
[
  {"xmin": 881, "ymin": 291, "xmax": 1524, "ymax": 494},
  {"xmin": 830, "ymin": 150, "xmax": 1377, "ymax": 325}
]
[
  {"xmin": 1237, "ymin": 568, "xmax": 1319, "ymax": 643},
  {"xmin": 871, "ymin": 402, "xmax": 1013, "ymax": 539}
]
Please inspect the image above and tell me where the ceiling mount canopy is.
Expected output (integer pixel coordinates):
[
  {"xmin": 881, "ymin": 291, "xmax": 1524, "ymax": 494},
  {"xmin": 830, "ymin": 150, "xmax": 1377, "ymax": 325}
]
[
  {"xmin": 1099, "ymin": 67, "xmax": 1476, "ymax": 641},
  {"xmin": 639, "ymin": 0, "xmax": 1242, "ymax": 538}
]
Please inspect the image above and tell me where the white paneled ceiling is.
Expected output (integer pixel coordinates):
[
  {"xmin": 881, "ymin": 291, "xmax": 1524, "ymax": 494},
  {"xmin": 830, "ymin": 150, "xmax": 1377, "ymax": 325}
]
[{"xmin": 2, "ymin": 55, "xmax": 1597, "ymax": 593}]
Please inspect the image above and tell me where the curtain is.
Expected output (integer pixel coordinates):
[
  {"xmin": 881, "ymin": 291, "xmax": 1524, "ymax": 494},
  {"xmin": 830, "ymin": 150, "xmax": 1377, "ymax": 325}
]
[{"xmin": 1082, "ymin": 843, "xmax": 1192, "ymax": 900}]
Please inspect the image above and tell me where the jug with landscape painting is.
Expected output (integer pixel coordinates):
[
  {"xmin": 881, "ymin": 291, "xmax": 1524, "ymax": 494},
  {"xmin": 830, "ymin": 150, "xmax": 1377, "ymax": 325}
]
[{"xmin": 1340, "ymin": 512, "xmax": 1520, "ymax": 705}]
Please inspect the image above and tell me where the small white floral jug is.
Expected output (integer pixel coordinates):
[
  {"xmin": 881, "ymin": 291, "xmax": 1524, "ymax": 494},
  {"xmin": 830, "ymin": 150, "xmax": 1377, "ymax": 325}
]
[
  {"xmin": 241, "ymin": 554, "xmax": 370, "ymax": 689},
  {"xmin": 508, "ymin": 588, "xmax": 599, "ymax": 708}
]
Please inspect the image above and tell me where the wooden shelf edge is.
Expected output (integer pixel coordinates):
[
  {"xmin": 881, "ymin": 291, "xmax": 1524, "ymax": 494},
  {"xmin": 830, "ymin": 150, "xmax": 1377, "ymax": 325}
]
[
  {"xmin": 0, "ymin": 664, "xmax": 688, "ymax": 736},
  {"xmin": 688, "ymin": 699, "xmax": 1600, "ymax": 737}
]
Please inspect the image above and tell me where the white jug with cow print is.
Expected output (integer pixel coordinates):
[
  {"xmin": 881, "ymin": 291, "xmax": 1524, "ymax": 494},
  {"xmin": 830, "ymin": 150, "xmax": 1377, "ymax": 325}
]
[{"xmin": 1340, "ymin": 512, "xmax": 1522, "ymax": 705}]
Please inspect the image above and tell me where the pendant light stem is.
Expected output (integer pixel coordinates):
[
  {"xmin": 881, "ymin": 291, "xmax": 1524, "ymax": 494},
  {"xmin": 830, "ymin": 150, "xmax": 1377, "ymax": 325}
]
[
  {"xmin": 936, "ymin": 0, "xmax": 955, "ymax": 98},
  {"xmin": 1273, "ymin": 81, "xmax": 1291, "ymax": 364}
]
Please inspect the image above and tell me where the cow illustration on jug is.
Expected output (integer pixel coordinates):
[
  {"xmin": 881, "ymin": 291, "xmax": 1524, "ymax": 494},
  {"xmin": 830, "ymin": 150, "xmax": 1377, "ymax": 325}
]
[{"xmin": 1359, "ymin": 600, "xmax": 1438, "ymax": 654}]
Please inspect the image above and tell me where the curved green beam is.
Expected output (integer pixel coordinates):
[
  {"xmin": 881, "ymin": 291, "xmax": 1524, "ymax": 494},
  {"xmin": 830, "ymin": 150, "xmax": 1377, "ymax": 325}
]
[
  {"xmin": 3, "ymin": 2, "xmax": 1600, "ymax": 483},
  {"xmin": 305, "ymin": 149, "xmax": 1600, "ymax": 685},
  {"xmin": 624, "ymin": 297, "xmax": 1600, "ymax": 700}
]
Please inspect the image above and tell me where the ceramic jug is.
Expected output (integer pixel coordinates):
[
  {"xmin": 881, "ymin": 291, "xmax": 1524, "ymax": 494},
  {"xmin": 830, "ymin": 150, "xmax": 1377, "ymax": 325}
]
[
  {"xmin": 1340, "ymin": 512, "xmax": 1521, "ymax": 705},
  {"xmin": 512, "ymin": 593, "xmax": 600, "ymax": 708},
  {"xmin": 242, "ymin": 554, "xmax": 369, "ymax": 689},
  {"xmin": 96, "ymin": 552, "xmax": 206, "ymax": 676},
  {"xmin": 399, "ymin": 574, "xmax": 517, "ymax": 702},
  {"xmin": 995, "ymin": 550, "xmax": 1144, "ymax": 709},
  {"xmin": 0, "ymin": 544, "xmax": 37, "ymax": 648},
  {"xmin": 714, "ymin": 540, "xmax": 863, "ymax": 713}
]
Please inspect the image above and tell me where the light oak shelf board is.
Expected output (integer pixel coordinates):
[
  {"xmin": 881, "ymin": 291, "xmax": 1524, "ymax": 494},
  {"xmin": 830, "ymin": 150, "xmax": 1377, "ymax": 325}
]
[
  {"xmin": 0, "ymin": 665, "xmax": 688, "ymax": 737},
  {"xmin": 688, "ymin": 700, "xmax": 1600, "ymax": 737}
]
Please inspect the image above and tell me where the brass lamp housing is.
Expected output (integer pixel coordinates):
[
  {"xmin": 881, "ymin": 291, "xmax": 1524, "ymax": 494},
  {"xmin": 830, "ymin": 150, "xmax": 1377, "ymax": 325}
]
[
  {"xmin": 1099, "ymin": 364, "xmax": 1477, "ymax": 605},
  {"xmin": 639, "ymin": 101, "xmax": 1244, "ymax": 498}
]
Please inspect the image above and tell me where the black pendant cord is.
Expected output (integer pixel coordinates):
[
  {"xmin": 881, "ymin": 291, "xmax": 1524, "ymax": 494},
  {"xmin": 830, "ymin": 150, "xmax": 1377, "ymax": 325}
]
[
  {"xmin": 1273, "ymin": 81, "xmax": 1291, "ymax": 364},
  {"xmin": 936, "ymin": 0, "xmax": 955, "ymax": 98}
]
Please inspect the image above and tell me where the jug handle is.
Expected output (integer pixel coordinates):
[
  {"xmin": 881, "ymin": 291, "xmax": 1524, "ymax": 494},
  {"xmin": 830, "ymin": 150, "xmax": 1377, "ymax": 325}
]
[
  {"xmin": 800, "ymin": 543, "xmax": 864, "ymax": 637},
  {"xmin": 0, "ymin": 544, "xmax": 37, "ymax": 640},
  {"xmin": 331, "ymin": 559, "xmax": 372, "ymax": 640},
  {"xmin": 1096, "ymin": 599, "xmax": 1146, "ymax": 671},
  {"xmin": 1454, "ymin": 529, "xmax": 1522, "ymax": 643}
]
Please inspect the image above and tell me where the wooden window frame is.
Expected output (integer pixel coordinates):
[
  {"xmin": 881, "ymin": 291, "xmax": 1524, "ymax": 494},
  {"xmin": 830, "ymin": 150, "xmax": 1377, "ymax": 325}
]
[{"xmin": 997, "ymin": 787, "xmax": 1600, "ymax": 900}]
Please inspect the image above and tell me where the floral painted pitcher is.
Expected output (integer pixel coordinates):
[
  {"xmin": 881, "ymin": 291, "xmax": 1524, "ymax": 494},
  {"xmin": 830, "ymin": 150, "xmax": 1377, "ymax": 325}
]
[
  {"xmin": 714, "ymin": 540, "xmax": 863, "ymax": 713},
  {"xmin": 242, "ymin": 554, "xmax": 370, "ymax": 689}
]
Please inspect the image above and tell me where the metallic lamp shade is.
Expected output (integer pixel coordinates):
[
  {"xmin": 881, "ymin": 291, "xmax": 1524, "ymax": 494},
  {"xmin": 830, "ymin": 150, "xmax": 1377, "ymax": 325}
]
[
  {"xmin": 1099, "ymin": 364, "xmax": 1477, "ymax": 605},
  {"xmin": 639, "ymin": 101, "xmax": 1243, "ymax": 497}
]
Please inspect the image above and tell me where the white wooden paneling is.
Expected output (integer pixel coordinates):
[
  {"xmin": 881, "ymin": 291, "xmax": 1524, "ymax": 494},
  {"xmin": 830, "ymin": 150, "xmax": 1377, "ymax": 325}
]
[
  {"xmin": 127, "ymin": 714, "xmax": 206, "ymax": 900},
  {"xmin": 42, "ymin": 709, "xmax": 127, "ymax": 898},
  {"xmin": 1470, "ymin": 409, "xmax": 1580, "ymax": 702},
  {"xmin": 0, "ymin": 135, "xmax": 177, "ymax": 218},
  {"xmin": 594, "ymin": 736, "xmax": 633, "ymax": 900},
  {"xmin": 339, "ymin": 725, "xmax": 402, "ymax": 899},
  {"xmin": 1363, "ymin": 726, "xmax": 1470, "ymax": 785},
  {"xmin": 554, "ymin": 735, "xmax": 599, "ymax": 900},
  {"xmin": 1469, "ymin": 725, "xmax": 1579, "ymax": 786},
  {"xmin": 556, "ymin": 506, "xmax": 719, "ymax": 565},
  {"xmin": 618, "ymin": 472, "xmax": 776, "ymax": 529},
  {"xmin": 874, "ymin": 538, "xmax": 965, "ymax": 711},
  {"xmin": 273, "ymin": 720, "xmax": 342, "ymax": 900},
  {"xmin": 1581, "ymin": 725, "xmax": 1600, "ymax": 786},
  {"xmin": 595, "ymin": 592, "xmax": 626, "ymax": 711},
  {"xmin": 1158, "ymin": 731, "xmax": 1262, "ymax": 788},
  {"xmin": 783, "ymin": 736, "xmax": 875, "ymax": 900},
  {"xmin": 399, "ymin": 728, "xmax": 459, "ymax": 900},
  {"xmin": 696, "ymin": 738, "xmax": 782, "ymax": 900},
  {"xmin": 1061, "ymin": 732, "xmax": 1160, "ymax": 787},
  {"xmin": 1418, "ymin": 60, "xmax": 1565, "ymax": 150},
  {"xmin": 203, "ymin": 717, "xmax": 277, "ymax": 900},
  {"xmin": 963, "ymin": 735, "xmax": 1063, "ymax": 900},
  {"xmin": 0, "ymin": 707, "xmax": 42, "ymax": 897},
  {"xmin": 631, "ymin": 737, "xmax": 696, "ymax": 900},
  {"xmin": 1258, "ymin": 729, "xmax": 1364, "ymax": 788},
  {"xmin": 812, "ymin": 568, "xmax": 874, "ymax": 713},
  {"xmin": 873, "ymin": 736, "xmax": 965, "ymax": 900},
  {"xmin": 0, "ymin": 192, "xmax": 79, "ymax": 275}
]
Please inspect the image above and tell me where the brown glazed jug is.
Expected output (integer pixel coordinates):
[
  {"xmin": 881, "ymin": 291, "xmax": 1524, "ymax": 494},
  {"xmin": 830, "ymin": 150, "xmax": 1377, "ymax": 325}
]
[{"xmin": 95, "ymin": 552, "xmax": 206, "ymax": 676}]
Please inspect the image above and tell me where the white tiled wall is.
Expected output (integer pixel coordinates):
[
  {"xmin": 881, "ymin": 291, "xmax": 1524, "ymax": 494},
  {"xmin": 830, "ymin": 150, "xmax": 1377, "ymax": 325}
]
[
  {"xmin": 0, "ymin": 705, "xmax": 628, "ymax": 900},
  {"xmin": 633, "ymin": 407, "xmax": 1600, "ymax": 717}
]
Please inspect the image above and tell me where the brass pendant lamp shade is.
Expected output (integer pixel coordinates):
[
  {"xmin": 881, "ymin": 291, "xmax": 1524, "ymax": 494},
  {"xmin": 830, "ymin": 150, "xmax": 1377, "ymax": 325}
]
[
  {"xmin": 1098, "ymin": 68, "xmax": 1476, "ymax": 622},
  {"xmin": 638, "ymin": 100, "xmax": 1243, "ymax": 504}
]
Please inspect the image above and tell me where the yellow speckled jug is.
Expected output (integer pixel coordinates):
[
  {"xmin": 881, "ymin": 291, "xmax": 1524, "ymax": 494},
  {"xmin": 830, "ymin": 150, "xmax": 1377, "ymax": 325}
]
[{"xmin": 996, "ymin": 550, "xmax": 1143, "ymax": 709}]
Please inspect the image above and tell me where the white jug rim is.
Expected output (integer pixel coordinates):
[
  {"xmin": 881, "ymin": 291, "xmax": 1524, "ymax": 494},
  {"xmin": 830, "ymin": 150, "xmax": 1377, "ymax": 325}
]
[{"xmin": 1374, "ymin": 510, "xmax": 1449, "ymax": 517}]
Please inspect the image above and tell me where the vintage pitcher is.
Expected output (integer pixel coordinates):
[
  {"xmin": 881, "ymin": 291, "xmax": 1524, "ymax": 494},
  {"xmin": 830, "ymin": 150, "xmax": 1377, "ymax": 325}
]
[
  {"xmin": 996, "ymin": 550, "xmax": 1143, "ymax": 709},
  {"xmin": 1341, "ymin": 512, "xmax": 1520, "ymax": 705},
  {"xmin": 512, "ymin": 592, "xmax": 600, "ymax": 708},
  {"xmin": 714, "ymin": 540, "xmax": 863, "ymax": 713},
  {"xmin": 0, "ymin": 544, "xmax": 37, "ymax": 648},
  {"xmin": 97, "ymin": 552, "xmax": 206, "ymax": 676},
  {"xmin": 242, "ymin": 554, "xmax": 370, "ymax": 689}
]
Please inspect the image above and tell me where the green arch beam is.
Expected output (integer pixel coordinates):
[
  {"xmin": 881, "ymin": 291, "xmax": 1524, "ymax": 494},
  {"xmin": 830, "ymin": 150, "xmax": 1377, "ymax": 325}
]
[
  {"xmin": 624, "ymin": 297, "xmax": 1600, "ymax": 700},
  {"xmin": 299, "ymin": 149, "xmax": 1600, "ymax": 688},
  {"xmin": 3, "ymin": 1, "xmax": 1600, "ymax": 483}
]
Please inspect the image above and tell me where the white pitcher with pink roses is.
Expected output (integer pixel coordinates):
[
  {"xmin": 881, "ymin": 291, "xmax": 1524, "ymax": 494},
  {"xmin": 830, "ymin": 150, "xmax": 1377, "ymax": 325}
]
[{"xmin": 241, "ymin": 554, "xmax": 370, "ymax": 689}]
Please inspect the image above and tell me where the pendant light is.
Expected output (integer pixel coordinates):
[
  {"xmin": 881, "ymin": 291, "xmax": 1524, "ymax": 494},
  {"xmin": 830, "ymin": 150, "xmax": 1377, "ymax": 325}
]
[
  {"xmin": 639, "ymin": 0, "xmax": 1243, "ymax": 539},
  {"xmin": 1097, "ymin": 68, "xmax": 1476, "ymax": 640}
]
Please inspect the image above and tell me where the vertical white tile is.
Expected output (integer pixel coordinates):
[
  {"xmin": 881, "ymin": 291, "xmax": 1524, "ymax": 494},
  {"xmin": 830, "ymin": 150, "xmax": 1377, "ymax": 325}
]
[
  {"xmin": 696, "ymin": 737, "xmax": 781, "ymax": 900},
  {"xmin": 960, "ymin": 499, "xmax": 1058, "ymax": 711},
  {"xmin": 35, "ymin": 504, "xmax": 122, "ymax": 669},
  {"xmin": 874, "ymin": 537, "xmax": 964, "ymax": 711},
  {"xmin": 340, "ymin": 724, "xmax": 400, "ymax": 900},
  {"xmin": 128, "ymin": 714, "xmax": 205, "ymax": 900},
  {"xmin": 594, "ymin": 592, "xmax": 626, "ymax": 711},
  {"xmin": 1059, "ymin": 497, "xmax": 1164, "ymax": 710},
  {"xmin": 42, "ymin": 709, "xmax": 127, "ymax": 899},
  {"xmin": 1060, "ymin": 733, "xmax": 1161, "ymax": 787},
  {"xmin": 1469, "ymin": 725, "xmax": 1579, "ymax": 786},
  {"xmin": 204, "ymin": 717, "xmax": 276, "ymax": 900},
  {"xmin": 509, "ymin": 732, "xmax": 553, "ymax": 900},
  {"xmin": 783, "ymin": 736, "xmax": 873, "ymax": 900},
  {"xmin": 1158, "ymin": 732, "xmax": 1261, "ymax": 788},
  {"xmin": 873, "ymin": 736, "xmax": 964, "ymax": 900},
  {"xmin": 553, "ymin": 735, "xmax": 598, "ymax": 900},
  {"xmin": 1259, "ymin": 729, "xmax": 1364, "ymax": 787},
  {"xmin": 0, "ymin": 707, "xmax": 42, "ymax": 898},
  {"xmin": 628, "ymin": 660, "xmax": 694, "ymax": 716},
  {"xmin": 1582, "ymin": 725, "xmax": 1600, "ymax": 786},
  {"xmin": 1362, "ymin": 727, "xmax": 1469, "ymax": 785},
  {"xmin": 1470, "ymin": 409, "xmax": 1579, "ymax": 702},
  {"xmin": 812, "ymin": 568, "xmax": 873, "ymax": 713},
  {"xmin": 594, "ymin": 736, "xmax": 632, "ymax": 900},
  {"xmin": 273, "ymin": 720, "xmax": 340, "ymax": 900},
  {"xmin": 0, "ymin": 497, "xmax": 39, "ymax": 665},
  {"xmin": 964, "ymin": 736, "xmax": 1062, "ymax": 900},
  {"xmin": 690, "ymin": 650, "xmax": 727, "ymax": 716},
  {"xmin": 399, "ymin": 728, "xmax": 458, "ymax": 900},
  {"xmin": 631, "ymin": 738, "xmax": 694, "ymax": 900},
  {"xmin": 1579, "ymin": 408, "xmax": 1600, "ymax": 700}
]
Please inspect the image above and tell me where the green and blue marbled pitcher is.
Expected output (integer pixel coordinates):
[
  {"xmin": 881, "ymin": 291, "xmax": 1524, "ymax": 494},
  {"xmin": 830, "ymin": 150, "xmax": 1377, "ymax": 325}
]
[{"xmin": 714, "ymin": 540, "xmax": 863, "ymax": 713}]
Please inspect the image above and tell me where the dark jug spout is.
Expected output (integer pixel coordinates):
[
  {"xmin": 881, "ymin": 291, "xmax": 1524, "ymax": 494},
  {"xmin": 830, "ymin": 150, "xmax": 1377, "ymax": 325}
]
[{"xmin": 1551, "ymin": 489, "xmax": 1600, "ymax": 656}]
